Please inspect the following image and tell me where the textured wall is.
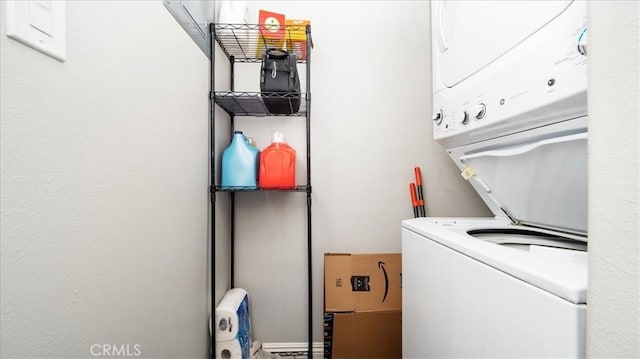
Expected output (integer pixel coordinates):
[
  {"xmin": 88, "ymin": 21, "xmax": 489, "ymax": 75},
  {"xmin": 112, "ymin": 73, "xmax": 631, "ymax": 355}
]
[
  {"xmin": 587, "ymin": 1, "xmax": 640, "ymax": 357},
  {"xmin": 0, "ymin": 1, "xmax": 214, "ymax": 357},
  {"xmin": 0, "ymin": 0, "xmax": 496, "ymax": 353}
]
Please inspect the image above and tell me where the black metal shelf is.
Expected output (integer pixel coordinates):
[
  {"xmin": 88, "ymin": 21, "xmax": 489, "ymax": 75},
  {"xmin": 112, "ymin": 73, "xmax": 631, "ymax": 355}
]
[
  {"xmin": 213, "ymin": 91, "xmax": 307, "ymax": 117},
  {"xmin": 213, "ymin": 23, "xmax": 313, "ymax": 63},
  {"xmin": 209, "ymin": 23, "xmax": 314, "ymax": 359},
  {"xmin": 214, "ymin": 185, "xmax": 311, "ymax": 192}
]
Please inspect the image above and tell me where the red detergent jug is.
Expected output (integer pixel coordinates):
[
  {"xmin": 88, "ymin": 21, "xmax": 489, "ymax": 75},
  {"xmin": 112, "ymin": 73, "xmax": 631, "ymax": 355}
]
[{"xmin": 259, "ymin": 131, "xmax": 296, "ymax": 189}]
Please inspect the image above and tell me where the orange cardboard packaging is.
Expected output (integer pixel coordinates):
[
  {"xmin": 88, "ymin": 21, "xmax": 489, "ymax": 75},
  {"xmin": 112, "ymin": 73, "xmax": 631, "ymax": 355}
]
[{"xmin": 256, "ymin": 10, "xmax": 285, "ymax": 57}]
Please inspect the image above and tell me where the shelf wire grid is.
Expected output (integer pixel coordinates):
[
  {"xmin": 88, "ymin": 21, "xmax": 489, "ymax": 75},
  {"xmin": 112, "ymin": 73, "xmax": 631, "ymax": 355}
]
[
  {"xmin": 213, "ymin": 91, "xmax": 307, "ymax": 117},
  {"xmin": 213, "ymin": 23, "xmax": 313, "ymax": 63},
  {"xmin": 214, "ymin": 185, "xmax": 311, "ymax": 192}
]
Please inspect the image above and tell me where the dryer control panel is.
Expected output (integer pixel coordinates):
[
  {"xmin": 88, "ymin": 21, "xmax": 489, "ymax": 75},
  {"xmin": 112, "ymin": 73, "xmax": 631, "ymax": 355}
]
[{"xmin": 431, "ymin": 1, "xmax": 587, "ymax": 148}]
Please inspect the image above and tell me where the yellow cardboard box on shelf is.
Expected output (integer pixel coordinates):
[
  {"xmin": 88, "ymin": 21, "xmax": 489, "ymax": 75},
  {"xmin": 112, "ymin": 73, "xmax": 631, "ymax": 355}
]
[
  {"xmin": 256, "ymin": 10, "xmax": 285, "ymax": 57},
  {"xmin": 285, "ymin": 19, "xmax": 310, "ymax": 61}
]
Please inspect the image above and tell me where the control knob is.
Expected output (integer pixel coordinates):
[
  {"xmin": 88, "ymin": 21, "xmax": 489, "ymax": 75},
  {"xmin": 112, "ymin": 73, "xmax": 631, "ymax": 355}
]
[
  {"xmin": 460, "ymin": 111, "xmax": 470, "ymax": 125},
  {"xmin": 475, "ymin": 103, "xmax": 487, "ymax": 120},
  {"xmin": 577, "ymin": 28, "xmax": 587, "ymax": 56},
  {"xmin": 432, "ymin": 110, "xmax": 443, "ymax": 126}
]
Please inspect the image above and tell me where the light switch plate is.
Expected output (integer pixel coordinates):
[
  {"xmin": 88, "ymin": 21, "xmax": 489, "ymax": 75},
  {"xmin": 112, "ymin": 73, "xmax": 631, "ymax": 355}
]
[{"xmin": 5, "ymin": 0, "xmax": 66, "ymax": 61}]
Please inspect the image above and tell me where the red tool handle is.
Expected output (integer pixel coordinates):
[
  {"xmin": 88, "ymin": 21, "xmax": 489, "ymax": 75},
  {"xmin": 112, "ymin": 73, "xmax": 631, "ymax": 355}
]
[
  {"xmin": 410, "ymin": 183, "xmax": 418, "ymax": 205},
  {"xmin": 414, "ymin": 167, "xmax": 423, "ymax": 186},
  {"xmin": 414, "ymin": 166, "xmax": 426, "ymax": 217},
  {"xmin": 409, "ymin": 183, "xmax": 419, "ymax": 218}
]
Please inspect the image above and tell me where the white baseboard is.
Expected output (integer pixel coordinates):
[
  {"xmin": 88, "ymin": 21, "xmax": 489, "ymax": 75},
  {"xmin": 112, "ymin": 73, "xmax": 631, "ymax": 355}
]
[{"xmin": 261, "ymin": 342, "xmax": 323, "ymax": 357}]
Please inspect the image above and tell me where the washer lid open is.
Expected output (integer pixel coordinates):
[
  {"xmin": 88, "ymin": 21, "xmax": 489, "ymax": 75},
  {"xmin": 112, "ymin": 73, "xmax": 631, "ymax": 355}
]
[{"xmin": 459, "ymin": 131, "xmax": 588, "ymax": 236}]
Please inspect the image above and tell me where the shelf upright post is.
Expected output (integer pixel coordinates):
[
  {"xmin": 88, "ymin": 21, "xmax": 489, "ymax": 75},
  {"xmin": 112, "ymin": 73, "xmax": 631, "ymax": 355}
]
[
  {"xmin": 305, "ymin": 24, "xmax": 313, "ymax": 359},
  {"xmin": 230, "ymin": 55, "xmax": 236, "ymax": 130},
  {"xmin": 209, "ymin": 22, "xmax": 217, "ymax": 355},
  {"xmin": 229, "ymin": 55, "xmax": 236, "ymax": 289}
]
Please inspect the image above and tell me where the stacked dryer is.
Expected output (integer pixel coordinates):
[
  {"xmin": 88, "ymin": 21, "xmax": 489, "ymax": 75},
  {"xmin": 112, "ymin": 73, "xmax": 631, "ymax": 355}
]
[{"xmin": 402, "ymin": 1, "xmax": 588, "ymax": 357}]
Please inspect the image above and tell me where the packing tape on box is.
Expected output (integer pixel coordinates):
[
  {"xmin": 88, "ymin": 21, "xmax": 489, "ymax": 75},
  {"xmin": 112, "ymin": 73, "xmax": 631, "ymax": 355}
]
[{"xmin": 215, "ymin": 288, "xmax": 251, "ymax": 342}]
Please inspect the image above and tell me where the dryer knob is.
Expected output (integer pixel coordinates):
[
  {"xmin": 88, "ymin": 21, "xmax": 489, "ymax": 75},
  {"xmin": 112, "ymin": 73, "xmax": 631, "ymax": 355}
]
[
  {"xmin": 577, "ymin": 28, "xmax": 588, "ymax": 56},
  {"xmin": 433, "ymin": 110, "xmax": 443, "ymax": 125},
  {"xmin": 475, "ymin": 103, "xmax": 487, "ymax": 120},
  {"xmin": 461, "ymin": 111, "xmax": 470, "ymax": 125}
]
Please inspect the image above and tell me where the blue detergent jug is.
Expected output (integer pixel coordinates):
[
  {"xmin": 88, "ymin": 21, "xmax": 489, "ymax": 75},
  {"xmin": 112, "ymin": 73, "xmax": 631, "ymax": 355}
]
[{"xmin": 221, "ymin": 131, "xmax": 260, "ymax": 188}]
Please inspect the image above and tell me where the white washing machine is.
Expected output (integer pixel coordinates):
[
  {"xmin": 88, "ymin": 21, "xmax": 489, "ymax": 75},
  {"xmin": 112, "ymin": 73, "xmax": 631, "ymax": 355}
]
[{"xmin": 402, "ymin": 1, "xmax": 588, "ymax": 357}]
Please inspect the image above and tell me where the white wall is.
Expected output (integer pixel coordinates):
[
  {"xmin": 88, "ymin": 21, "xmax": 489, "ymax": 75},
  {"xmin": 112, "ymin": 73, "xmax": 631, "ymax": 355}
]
[
  {"xmin": 0, "ymin": 1, "xmax": 217, "ymax": 357},
  {"xmin": 218, "ymin": 1, "xmax": 491, "ymax": 343},
  {"xmin": 0, "ymin": 0, "xmax": 494, "ymax": 353},
  {"xmin": 587, "ymin": 1, "xmax": 640, "ymax": 357}
]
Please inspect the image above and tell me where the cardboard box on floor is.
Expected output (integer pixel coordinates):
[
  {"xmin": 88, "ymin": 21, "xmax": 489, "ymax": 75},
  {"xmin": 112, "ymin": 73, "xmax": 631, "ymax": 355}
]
[{"xmin": 324, "ymin": 253, "xmax": 402, "ymax": 359}]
